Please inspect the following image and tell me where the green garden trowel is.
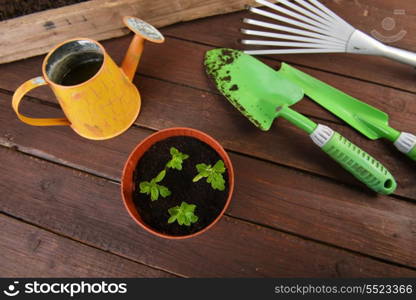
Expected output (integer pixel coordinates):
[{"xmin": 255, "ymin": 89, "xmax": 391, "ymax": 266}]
[
  {"xmin": 204, "ymin": 48, "xmax": 396, "ymax": 194},
  {"xmin": 276, "ymin": 64, "xmax": 416, "ymax": 161}
]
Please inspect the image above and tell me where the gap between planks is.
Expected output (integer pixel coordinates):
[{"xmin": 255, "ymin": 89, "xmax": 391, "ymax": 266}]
[
  {"xmin": 163, "ymin": 33, "xmax": 416, "ymax": 97},
  {"xmin": 0, "ymin": 2, "xmax": 414, "ymax": 276},
  {"xmin": 1, "ymin": 89, "xmax": 410, "ymax": 204},
  {"xmin": 0, "ymin": 0, "xmax": 260, "ymax": 64},
  {"xmin": 1, "ymin": 133, "xmax": 415, "ymax": 272},
  {"xmin": 2, "ymin": 86, "xmax": 415, "ymax": 269},
  {"xmin": 160, "ymin": 0, "xmax": 416, "ymax": 95},
  {"xmin": 0, "ymin": 211, "xmax": 180, "ymax": 277},
  {"xmin": 0, "ymin": 67, "xmax": 414, "ymax": 202}
]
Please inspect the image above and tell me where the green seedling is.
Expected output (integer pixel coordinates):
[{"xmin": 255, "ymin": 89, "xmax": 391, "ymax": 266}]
[
  {"xmin": 139, "ymin": 170, "xmax": 171, "ymax": 201},
  {"xmin": 168, "ymin": 201, "xmax": 198, "ymax": 226},
  {"xmin": 193, "ymin": 160, "xmax": 226, "ymax": 191},
  {"xmin": 166, "ymin": 147, "xmax": 189, "ymax": 170}
]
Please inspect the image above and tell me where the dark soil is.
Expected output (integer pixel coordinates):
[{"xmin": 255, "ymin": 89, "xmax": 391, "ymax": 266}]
[
  {"xmin": 133, "ymin": 136, "xmax": 229, "ymax": 236},
  {"xmin": 0, "ymin": 0, "xmax": 90, "ymax": 21}
]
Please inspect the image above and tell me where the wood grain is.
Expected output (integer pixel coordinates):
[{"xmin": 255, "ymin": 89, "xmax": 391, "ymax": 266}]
[
  {"xmin": 1, "ymin": 40, "xmax": 414, "ymax": 199},
  {"xmin": 0, "ymin": 214, "xmax": 175, "ymax": 277},
  {"xmin": 1, "ymin": 2, "xmax": 415, "ymax": 277},
  {"xmin": 118, "ymin": 38, "xmax": 416, "ymax": 200},
  {"xmin": 3, "ymin": 30, "xmax": 415, "ymax": 137},
  {"xmin": 2, "ymin": 32, "xmax": 416, "ymax": 136},
  {"xmin": 0, "ymin": 145, "xmax": 414, "ymax": 277},
  {"xmin": 0, "ymin": 0, "xmax": 258, "ymax": 64},
  {"xmin": 162, "ymin": 0, "xmax": 416, "ymax": 94},
  {"xmin": 1, "ymin": 96, "xmax": 415, "ymax": 269}
]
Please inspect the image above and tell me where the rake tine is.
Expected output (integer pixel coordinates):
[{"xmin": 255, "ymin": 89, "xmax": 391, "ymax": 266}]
[
  {"xmin": 243, "ymin": 18, "xmax": 345, "ymax": 45},
  {"xmin": 255, "ymin": 0, "xmax": 331, "ymax": 32},
  {"xmin": 244, "ymin": 48, "xmax": 345, "ymax": 55},
  {"xmin": 268, "ymin": 0, "xmax": 334, "ymax": 28},
  {"xmin": 241, "ymin": 39, "xmax": 346, "ymax": 50},
  {"xmin": 240, "ymin": 0, "xmax": 416, "ymax": 67},
  {"xmin": 249, "ymin": 7, "xmax": 327, "ymax": 37},
  {"xmin": 241, "ymin": 29, "xmax": 344, "ymax": 46},
  {"xmin": 293, "ymin": 0, "xmax": 350, "ymax": 30}
]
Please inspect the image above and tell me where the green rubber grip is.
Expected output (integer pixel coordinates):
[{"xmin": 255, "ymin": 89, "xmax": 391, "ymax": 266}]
[
  {"xmin": 322, "ymin": 132, "xmax": 397, "ymax": 194},
  {"xmin": 407, "ymin": 146, "xmax": 416, "ymax": 161}
]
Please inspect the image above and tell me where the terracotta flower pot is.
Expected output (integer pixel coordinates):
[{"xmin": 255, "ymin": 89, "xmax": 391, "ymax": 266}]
[{"xmin": 121, "ymin": 127, "xmax": 234, "ymax": 239}]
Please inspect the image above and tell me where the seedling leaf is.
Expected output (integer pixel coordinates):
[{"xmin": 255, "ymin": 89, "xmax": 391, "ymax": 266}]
[
  {"xmin": 139, "ymin": 181, "xmax": 151, "ymax": 194},
  {"xmin": 207, "ymin": 172, "xmax": 225, "ymax": 191},
  {"xmin": 154, "ymin": 170, "xmax": 166, "ymax": 183},
  {"xmin": 167, "ymin": 201, "xmax": 198, "ymax": 226},
  {"xmin": 196, "ymin": 163, "xmax": 209, "ymax": 173},
  {"xmin": 170, "ymin": 147, "xmax": 179, "ymax": 156},
  {"xmin": 139, "ymin": 171, "xmax": 171, "ymax": 201},
  {"xmin": 192, "ymin": 174, "xmax": 204, "ymax": 183},
  {"xmin": 150, "ymin": 186, "xmax": 159, "ymax": 201},
  {"xmin": 166, "ymin": 147, "xmax": 189, "ymax": 170},
  {"xmin": 159, "ymin": 185, "xmax": 171, "ymax": 198},
  {"xmin": 213, "ymin": 160, "xmax": 225, "ymax": 173},
  {"xmin": 192, "ymin": 160, "xmax": 226, "ymax": 191},
  {"xmin": 168, "ymin": 215, "xmax": 177, "ymax": 224}
]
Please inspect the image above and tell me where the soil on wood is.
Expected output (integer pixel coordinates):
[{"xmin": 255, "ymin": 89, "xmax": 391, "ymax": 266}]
[
  {"xmin": 0, "ymin": 0, "xmax": 89, "ymax": 21},
  {"xmin": 133, "ymin": 136, "xmax": 229, "ymax": 236}
]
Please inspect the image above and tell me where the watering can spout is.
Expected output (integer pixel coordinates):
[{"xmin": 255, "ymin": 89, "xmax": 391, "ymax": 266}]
[
  {"xmin": 121, "ymin": 16, "xmax": 165, "ymax": 81},
  {"xmin": 121, "ymin": 34, "xmax": 145, "ymax": 82}
]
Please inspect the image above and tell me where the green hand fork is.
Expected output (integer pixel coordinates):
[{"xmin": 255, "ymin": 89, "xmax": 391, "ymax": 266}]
[
  {"xmin": 204, "ymin": 48, "xmax": 396, "ymax": 194},
  {"xmin": 276, "ymin": 63, "xmax": 416, "ymax": 161}
]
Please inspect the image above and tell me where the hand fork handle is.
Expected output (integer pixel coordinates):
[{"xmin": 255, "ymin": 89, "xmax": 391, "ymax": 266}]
[{"xmin": 311, "ymin": 124, "xmax": 397, "ymax": 194}]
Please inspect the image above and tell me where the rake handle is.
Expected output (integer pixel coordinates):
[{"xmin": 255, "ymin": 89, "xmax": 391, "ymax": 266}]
[
  {"xmin": 310, "ymin": 125, "xmax": 397, "ymax": 195},
  {"xmin": 381, "ymin": 45, "xmax": 416, "ymax": 68},
  {"xmin": 348, "ymin": 30, "xmax": 416, "ymax": 68}
]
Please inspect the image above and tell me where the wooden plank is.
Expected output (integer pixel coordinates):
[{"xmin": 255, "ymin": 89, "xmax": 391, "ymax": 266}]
[
  {"xmin": 161, "ymin": 0, "xmax": 416, "ymax": 94},
  {"xmin": 358, "ymin": 0, "xmax": 416, "ymax": 13},
  {"xmin": 0, "ymin": 146, "xmax": 414, "ymax": 277},
  {"xmin": 134, "ymin": 74, "xmax": 416, "ymax": 199},
  {"xmin": 0, "ymin": 0, "xmax": 258, "ymax": 64},
  {"xmin": 0, "ymin": 214, "xmax": 175, "ymax": 277},
  {"xmin": 2, "ymin": 27, "xmax": 415, "ymax": 137},
  {"xmin": 135, "ymin": 38, "xmax": 416, "ymax": 134},
  {"xmin": 1, "ymin": 44, "xmax": 414, "ymax": 200},
  {"xmin": 1, "ymin": 96, "xmax": 416, "ymax": 269},
  {"xmin": 0, "ymin": 91, "xmax": 146, "ymax": 181},
  {"xmin": 2, "ymin": 33, "xmax": 415, "ymax": 139}
]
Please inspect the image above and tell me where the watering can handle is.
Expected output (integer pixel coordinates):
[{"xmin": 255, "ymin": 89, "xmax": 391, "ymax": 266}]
[
  {"xmin": 12, "ymin": 77, "xmax": 71, "ymax": 126},
  {"xmin": 310, "ymin": 124, "xmax": 397, "ymax": 195}
]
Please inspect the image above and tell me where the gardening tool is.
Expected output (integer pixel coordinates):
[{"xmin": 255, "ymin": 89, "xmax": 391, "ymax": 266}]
[
  {"xmin": 241, "ymin": 0, "xmax": 416, "ymax": 68},
  {"xmin": 12, "ymin": 17, "xmax": 164, "ymax": 140},
  {"xmin": 205, "ymin": 48, "xmax": 396, "ymax": 194},
  {"xmin": 276, "ymin": 63, "xmax": 416, "ymax": 160}
]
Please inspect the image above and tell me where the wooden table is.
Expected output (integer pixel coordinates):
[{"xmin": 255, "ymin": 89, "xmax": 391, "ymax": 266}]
[{"xmin": 1, "ymin": 1, "xmax": 416, "ymax": 277}]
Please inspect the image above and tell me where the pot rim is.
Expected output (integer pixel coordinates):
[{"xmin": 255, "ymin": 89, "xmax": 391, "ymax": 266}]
[{"xmin": 120, "ymin": 127, "xmax": 234, "ymax": 239}]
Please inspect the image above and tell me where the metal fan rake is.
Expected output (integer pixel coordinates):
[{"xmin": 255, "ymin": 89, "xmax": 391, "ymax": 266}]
[{"xmin": 241, "ymin": 0, "xmax": 416, "ymax": 67}]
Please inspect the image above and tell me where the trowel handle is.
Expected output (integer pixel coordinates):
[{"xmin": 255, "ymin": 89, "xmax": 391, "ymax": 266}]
[
  {"xmin": 310, "ymin": 125, "xmax": 397, "ymax": 195},
  {"xmin": 394, "ymin": 132, "xmax": 416, "ymax": 161}
]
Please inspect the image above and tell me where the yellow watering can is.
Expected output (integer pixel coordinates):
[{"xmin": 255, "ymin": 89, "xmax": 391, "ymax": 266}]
[{"xmin": 12, "ymin": 17, "xmax": 165, "ymax": 140}]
